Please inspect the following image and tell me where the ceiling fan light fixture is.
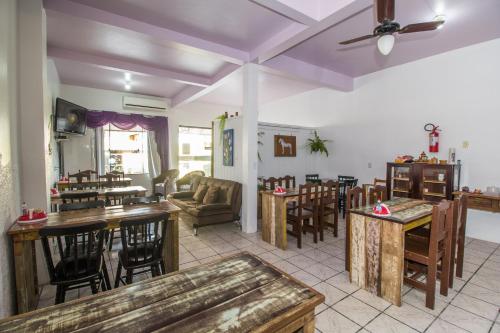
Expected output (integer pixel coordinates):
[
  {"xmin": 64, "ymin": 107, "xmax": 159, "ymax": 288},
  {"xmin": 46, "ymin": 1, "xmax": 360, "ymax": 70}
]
[
  {"xmin": 377, "ymin": 34, "xmax": 395, "ymax": 55},
  {"xmin": 434, "ymin": 15, "xmax": 446, "ymax": 29}
]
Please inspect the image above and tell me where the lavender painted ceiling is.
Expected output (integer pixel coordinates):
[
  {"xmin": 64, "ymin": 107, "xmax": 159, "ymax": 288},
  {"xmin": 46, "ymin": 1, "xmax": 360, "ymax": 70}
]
[
  {"xmin": 285, "ymin": 0, "xmax": 500, "ymax": 77},
  {"xmin": 45, "ymin": 0, "xmax": 500, "ymax": 105},
  {"xmin": 67, "ymin": 0, "xmax": 294, "ymax": 51}
]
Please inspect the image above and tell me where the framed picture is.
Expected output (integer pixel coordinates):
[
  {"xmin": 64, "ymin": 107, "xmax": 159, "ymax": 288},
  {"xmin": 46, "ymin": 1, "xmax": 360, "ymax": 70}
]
[
  {"xmin": 223, "ymin": 129, "xmax": 234, "ymax": 166},
  {"xmin": 274, "ymin": 135, "xmax": 296, "ymax": 157}
]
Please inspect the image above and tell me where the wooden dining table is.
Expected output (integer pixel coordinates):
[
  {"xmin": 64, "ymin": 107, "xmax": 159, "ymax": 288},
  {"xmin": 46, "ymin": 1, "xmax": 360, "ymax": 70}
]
[
  {"xmin": 261, "ymin": 186, "xmax": 336, "ymax": 250},
  {"xmin": 56, "ymin": 177, "xmax": 133, "ymax": 191},
  {"xmin": 349, "ymin": 197, "xmax": 433, "ymax": 306},
  {"xmin": 7, "ymin": 200, "xmax": 181, "ymax": 314},
  {"xmin": 0, "ymin": 252, "xmax": 325, "ymax": 333}
]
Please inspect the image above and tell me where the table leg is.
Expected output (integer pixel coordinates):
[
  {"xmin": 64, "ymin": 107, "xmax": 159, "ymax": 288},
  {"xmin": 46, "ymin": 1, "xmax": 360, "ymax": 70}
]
[
  {"xmin": 12, "ymin": 239, "xmax": 38, "ymax": 314},
  {"xmin": 164, "ymin": 212, "xmax": 179, "ymax": 273}
]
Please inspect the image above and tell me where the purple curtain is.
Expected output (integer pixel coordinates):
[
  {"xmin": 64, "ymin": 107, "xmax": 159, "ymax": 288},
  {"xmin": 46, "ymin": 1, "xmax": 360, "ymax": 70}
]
[{"xmin": 86, "ymin": 111, "xmax": 169, "ymax": 172}]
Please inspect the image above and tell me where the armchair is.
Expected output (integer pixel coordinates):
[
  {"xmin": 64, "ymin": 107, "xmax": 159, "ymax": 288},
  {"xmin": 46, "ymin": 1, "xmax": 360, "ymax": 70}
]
[{"xmin": 152, "ymin": 169, "xmax": 179, "ymax": 197}]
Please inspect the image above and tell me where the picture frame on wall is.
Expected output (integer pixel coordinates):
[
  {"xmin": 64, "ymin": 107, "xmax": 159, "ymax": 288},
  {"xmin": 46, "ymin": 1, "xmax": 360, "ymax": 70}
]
[
  {"xmin": 223, "ymin": 129, "xmax": 234, "ymax": 166},
  {"xmin": 274, "ymin": 135, "xmax": 296, "ymax": 157}
]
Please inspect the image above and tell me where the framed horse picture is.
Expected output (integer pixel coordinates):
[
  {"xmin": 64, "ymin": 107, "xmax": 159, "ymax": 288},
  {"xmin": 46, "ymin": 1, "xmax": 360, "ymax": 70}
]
[{"xmin": 274, "ymin": 135, "xmax": 296, "ymax": 157}]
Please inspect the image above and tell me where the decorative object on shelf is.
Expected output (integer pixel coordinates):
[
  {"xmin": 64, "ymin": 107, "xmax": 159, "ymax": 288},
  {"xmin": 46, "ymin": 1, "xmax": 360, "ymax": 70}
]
[
  {"xmin": 274, "ymin": 135, "xmax": 296, "ymax": 157},
  {"xmin": 417, "ymin": 151, "xmax": 429, "ymax": 163},
  {"xmin": 305, "ymin": 131, "xmax": 330, "ymax": 156},
  {"xmin": 222, "ymin": 129, "xmax": 234, "ymax": 166}
]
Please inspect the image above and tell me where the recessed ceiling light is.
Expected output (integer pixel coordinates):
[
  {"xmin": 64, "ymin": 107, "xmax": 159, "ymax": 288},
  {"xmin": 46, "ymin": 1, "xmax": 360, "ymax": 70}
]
[
  {"xmin": 125, "ymin": 83, "xmax": 131, "ymax": 91},
  {"xmin": 124, "ymin": 72, "xmax": 131, "ymax": 81}
]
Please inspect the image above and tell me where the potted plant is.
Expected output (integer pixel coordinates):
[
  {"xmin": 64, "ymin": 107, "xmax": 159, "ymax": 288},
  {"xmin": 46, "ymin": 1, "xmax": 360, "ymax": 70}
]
[{"xmin": 306, "ymin": 131, "xmax": 330, "ymax": 156}]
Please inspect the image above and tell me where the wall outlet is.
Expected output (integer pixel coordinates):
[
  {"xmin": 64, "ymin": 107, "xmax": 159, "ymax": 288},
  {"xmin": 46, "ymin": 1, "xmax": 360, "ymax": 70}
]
[
  {"xmin": 462, "ymin": 141, "xmax": 469, "ymax": 149},
  {"xmin": 368, "ymin": 162, "xmax": 372, "ymax": 169}
]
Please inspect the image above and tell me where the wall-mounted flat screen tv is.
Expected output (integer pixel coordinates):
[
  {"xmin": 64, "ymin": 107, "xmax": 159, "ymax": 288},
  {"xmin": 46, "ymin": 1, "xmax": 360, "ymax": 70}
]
[{"xmin": 55, "ymin": 98, "xmax": 87, "ymax": 135}]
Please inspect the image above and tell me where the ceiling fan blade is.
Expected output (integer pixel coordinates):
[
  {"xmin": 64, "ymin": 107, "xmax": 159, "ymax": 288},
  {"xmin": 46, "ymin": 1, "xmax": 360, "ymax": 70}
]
[
  {"xmin": 377, "ymin": 0, "xmax": 395, "ymax": 23},
  {"xmin": 339, "ymin": 34, "xmax": 377, "ymax": 45},
  {"xmin": 398, "ymin": 20, "xmax": 444, "ymax": 34}
]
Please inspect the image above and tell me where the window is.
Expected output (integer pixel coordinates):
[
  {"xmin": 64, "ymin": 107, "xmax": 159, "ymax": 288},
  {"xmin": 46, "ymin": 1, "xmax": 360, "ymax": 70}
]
[
  {"xmin": 103, "ymin": 124, "xmax": 149, "ymax": 174},
  {"xmin": 178, "ymin": 126, "xmax": 212, "ymax": 177}
]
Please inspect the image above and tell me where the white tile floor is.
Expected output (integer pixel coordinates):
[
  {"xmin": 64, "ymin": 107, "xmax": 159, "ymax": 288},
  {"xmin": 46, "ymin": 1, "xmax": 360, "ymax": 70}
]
[{"xmin": 38, "ymin": 213, "xmax": 500, "ymax": 333}]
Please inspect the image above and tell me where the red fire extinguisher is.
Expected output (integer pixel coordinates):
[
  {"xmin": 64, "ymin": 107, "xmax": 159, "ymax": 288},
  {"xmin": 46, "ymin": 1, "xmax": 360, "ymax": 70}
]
[{"xmin": 424, "ymin": 123, "xmax": 440, "ymax": 153}]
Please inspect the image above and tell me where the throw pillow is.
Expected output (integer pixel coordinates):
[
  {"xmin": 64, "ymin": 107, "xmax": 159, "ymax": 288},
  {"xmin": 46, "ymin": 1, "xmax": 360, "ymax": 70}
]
[
  {"xmin": 203, "ymin": 187, "xmax": 219, "ymax": 204},
  {"xmin": 193, "ymin": 184, "xmax": 208, "ymax": 203}
]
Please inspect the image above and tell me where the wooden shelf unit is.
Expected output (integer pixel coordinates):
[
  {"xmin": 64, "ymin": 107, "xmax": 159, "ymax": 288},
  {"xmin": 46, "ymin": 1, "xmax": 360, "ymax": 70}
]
[{"xmin": 387, "ymin": 162, "xmax": 460, "ymax": 202}]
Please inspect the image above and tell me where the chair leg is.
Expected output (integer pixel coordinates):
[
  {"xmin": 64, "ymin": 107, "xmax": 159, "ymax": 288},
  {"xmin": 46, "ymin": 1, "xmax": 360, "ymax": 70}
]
[
  {"xmin": 126, "ymin": 269, "xmax": 133, "ymax": 284},
  {"xmin": 456, "ymin": 224, "xmax": 466, "ymax": 278},
  {"xmin": 108, "ymin": 229, "xmax": 115, "ymax": 251},
  {"xmin": 114, "ymin": 261, "xmax": 122, "ymax": 288},
  {"xmin": 101, "ymin": 259, "xmax": 111, "ymax": 291},
  {"xmin": 90, "ymin": 278, "xmax": 99, "ymax": 294},
  {"xmin": 426, "ymin": 261, "xmax": 437, "ymax": 310}
]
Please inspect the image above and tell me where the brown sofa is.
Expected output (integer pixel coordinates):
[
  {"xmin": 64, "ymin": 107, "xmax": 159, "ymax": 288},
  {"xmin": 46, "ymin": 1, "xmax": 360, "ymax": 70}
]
[{"xmin": 167, "ymin": 176, "xmax": 242, "ymax": 235}]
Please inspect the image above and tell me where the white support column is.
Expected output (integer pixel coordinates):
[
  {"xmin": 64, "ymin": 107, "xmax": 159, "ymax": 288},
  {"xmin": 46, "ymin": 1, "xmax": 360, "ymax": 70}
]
[{"xmin": 241, "ymin": 64, "xmax": 259, "ymax": 233}]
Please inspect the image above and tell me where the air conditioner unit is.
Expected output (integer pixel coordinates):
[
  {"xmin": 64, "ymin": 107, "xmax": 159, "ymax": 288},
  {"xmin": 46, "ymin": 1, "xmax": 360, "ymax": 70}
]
[{"xmin": 123, "ymin": 96, "xmax": 168, "ymax": 112}]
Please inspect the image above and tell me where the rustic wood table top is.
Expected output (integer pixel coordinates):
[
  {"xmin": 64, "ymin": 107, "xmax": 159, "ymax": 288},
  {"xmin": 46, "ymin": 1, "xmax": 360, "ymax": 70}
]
[
  {"xmin": 350, "ymin": 197, "xmax": 434, "ymax": 224},
  {"xmin": 51, "ymin": 185, "xmax": 147, "ymax": 200},
  {"xmin": 0, "ymin": 252, "xmax": 324, "ymax": 333},
  {"xmin": 8, "ymin": 201, "xmax": 181, "ymax": 237}
]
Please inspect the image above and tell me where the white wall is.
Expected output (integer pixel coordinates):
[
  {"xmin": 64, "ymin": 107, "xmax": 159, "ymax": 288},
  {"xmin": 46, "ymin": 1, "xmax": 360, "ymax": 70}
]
[
  {"xmin": 257, "ymin": 123, "xmax": 324, "ymax": 185},
  {"xmin": 0, "ymin": 0, "xmax": 20, "ymax": 317},
  {"xmin": 259, "ymin": 38, "xmax": 500, "ymax": 243}
]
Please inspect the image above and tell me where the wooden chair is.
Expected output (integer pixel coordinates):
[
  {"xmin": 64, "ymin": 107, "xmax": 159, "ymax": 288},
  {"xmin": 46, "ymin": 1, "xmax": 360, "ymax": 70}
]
[
  {"xmin": 114, "ymin": 212, "xmax": 169, "ymax": 287},
  {"xmin": 339, "ymin": 178, "xmax": 359, "ymax": 218},
  {"xmin": 305, "ymin": 174, "xmax": 321, "ymax": 184},
  {"xmin": 404, "ymin": 200, "xmax": 454, "ymax": 309},
  {"xmin": 122, "ymin": 195, "xmax": 160, "ymax": 206},
  {"xmin": 368, "ymin": 185, "xmax": 388, "ymax": 205},
  {"xmin": 60, "ymin": 200, "xmax": 105, "ymax": 212},
  {"xmin": 286, "ymin": 183, "xmax": 316, "ymax": 248},
  {"xmin": 282, "ymin": 175, "xmax": 296, "ymax": 189},
  {"xmin": 319, "ymin": 180, "xmax": 339, "ymax": 238},
  {"xmin": 40, "ymin": 221, "xmax": 110, "ymax": 304},
  {"xmin": 105, "ymin": 190, "xmax": 139, "ymax": 206},
  {"xmin": 60, "ymin": 191, "xmax": 99, "ymax": 204},
  {"xmin": 345, "ymin": 186, "xmax": 366, "ymax": 271},
  {"xmin": 301, "ymin": 184, "xmax": 322, "ymax": 243},
  {"xmin": 374, "ymin": 178, "xmax": 386, "ymax": 187},
  {"xmin": 406, "ymin": 195, "xmax": 467, "ymax": 287}
]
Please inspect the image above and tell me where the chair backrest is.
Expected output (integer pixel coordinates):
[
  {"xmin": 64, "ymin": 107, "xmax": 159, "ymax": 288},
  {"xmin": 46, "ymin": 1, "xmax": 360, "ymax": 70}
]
[
  {"xmin": 305, "ymin": 174, "xmax": 320, "ymax": 184},
  {"xmin": 346, "ymin": 186, "xmax": 366, "ymax": 212},
  {"xmin": 68, "ymin": 171, "xmax": 90, "ymax": 184},
  {"xmin": 263, "ymin": 177, "xmax": 279, "ymax": 190},
  {"xmin": 374, "ymin": 178, "xmax": 386, "ymax": 186},
  {"xmin": 429, "ymin": 200, "xmax": 454, "ymax": 259},
  {"xmin": 60, "ymin": 191, "xmax": 99, "ymax": 204},
  {"xmin": 40, "ymin": 221, "xmax": 107, "ymax": 282},
  {"xmin": 60, "ymin": 200, "xmax": 105, "ymax": 212},
  {"xmin": 368, "ymin": 185, "xmax": 388, "ymax": 205},
  {"xmin": 105, "ymin": 190, "xmax": 139, "ymax": 206},
  {"xmin": 321, "ymin": 180, "xmax": 339, "ymax": 206},
  {"xmin": 123, "ymin": 196, "xmax": 160, "ymax": 206},
  {"xmin": 119, "ymin": 212, "xmax": 169, "ymax": 265},
  {"xmin": 282, "ymin": 175, "xmax": 296, "ymax": 189}
]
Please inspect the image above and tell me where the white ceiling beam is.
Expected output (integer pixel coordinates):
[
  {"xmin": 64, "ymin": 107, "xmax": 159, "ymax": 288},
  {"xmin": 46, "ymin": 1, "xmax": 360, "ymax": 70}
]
[
  {"xmin": 44, "ymin": 0, "xmax": 249, "ymax": 65},
  {"xmin": 249, "ymin": 0, "xmax": 318, "ymax": 26},
  {"xmin": 47, "ymin": 47, "xmax": 212, "ymax": 87}
]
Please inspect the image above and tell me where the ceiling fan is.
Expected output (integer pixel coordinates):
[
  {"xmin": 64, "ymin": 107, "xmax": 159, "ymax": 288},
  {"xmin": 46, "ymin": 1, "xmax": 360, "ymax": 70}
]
[{"xmin": 339, "ymin": 0, "xmax": 445, "ymax": 55}]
